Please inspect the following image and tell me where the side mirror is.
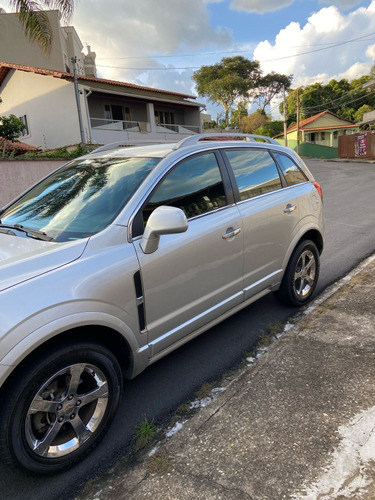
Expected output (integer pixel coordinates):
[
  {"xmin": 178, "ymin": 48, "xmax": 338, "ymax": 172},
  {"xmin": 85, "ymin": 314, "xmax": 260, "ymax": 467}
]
[{"xmin": 140, "ymin": 206, "xmax": 188, "ymax": 254}]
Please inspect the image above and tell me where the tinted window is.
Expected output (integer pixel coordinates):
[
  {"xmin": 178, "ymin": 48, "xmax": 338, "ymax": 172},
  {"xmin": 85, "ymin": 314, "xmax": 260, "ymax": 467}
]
[
  {"xmin": 1, "ymin": 157, "xmax": 159, "ymax": 241},
  {"xmin": 224, "ymin": 149, "xmax": 282, "ymax": 201},
  {"xmin": 143, "ymin": 152, "xmax": 226, "ymax": 223},
  {"xmin": 273, "ymin": 152, "xmax": 308, "ymax": 186}
]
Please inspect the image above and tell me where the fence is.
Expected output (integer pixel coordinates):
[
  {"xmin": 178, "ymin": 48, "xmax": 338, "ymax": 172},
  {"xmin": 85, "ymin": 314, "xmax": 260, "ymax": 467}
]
[{"xmin": 338, "ymin": 131, "xmax": 375, "ymax": 159}]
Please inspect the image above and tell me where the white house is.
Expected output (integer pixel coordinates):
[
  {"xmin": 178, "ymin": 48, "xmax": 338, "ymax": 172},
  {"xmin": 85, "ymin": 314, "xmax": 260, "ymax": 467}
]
[{"xmin": 0, "ymin": 62, "xmax": 203, "ymax": 149}]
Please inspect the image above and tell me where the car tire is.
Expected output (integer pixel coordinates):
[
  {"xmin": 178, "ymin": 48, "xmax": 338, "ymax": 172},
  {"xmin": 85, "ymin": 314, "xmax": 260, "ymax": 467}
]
[
  {"xmin": 275, "ymin": 239, "xmax": 320, "ymax": 307},
  {"xmin": 0, "ymin": 340, "xmax": 122, "ymax": 474}
]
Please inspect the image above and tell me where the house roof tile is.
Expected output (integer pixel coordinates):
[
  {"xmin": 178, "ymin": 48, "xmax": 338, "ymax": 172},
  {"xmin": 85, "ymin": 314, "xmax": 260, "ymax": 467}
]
[
  {"xmin": 0, "ymin": 62, "xmax": 197, "ymax": 100},
  {"xmin": 287, "ymin": 110, "xmax": 356, "ymax": 132}
]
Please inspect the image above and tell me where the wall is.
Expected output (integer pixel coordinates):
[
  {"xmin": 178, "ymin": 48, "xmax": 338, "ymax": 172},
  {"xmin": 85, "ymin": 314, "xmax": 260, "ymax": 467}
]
[
  {"xmin": 0, "ymin": 159, "xmax": 66, "ymax": 207},
  {"xmin": 0, "ymin": 10, "xmax": 65, "ymax": 71},
  {"xmin": 276, "ymin": 139, "xmax": 338, "ymax": 159},
  {"xmin": 0, "ymin": 70, "xmax": 81, "ymax": 149}
]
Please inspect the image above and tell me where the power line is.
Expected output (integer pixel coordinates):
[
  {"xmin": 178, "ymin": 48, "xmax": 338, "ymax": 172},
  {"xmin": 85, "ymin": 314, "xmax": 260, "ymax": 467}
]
[
  {"xmin": 96, "ymin": 31, "xmax": 375, "ymax": 71},
  {"xmin": 95, "ymin": 35, "xmax": 375, "ymax": 61}
]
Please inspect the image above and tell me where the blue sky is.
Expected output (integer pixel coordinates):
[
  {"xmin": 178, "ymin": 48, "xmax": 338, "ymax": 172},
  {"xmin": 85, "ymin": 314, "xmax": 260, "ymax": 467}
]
[{"xmin": 2, "ymin": 0, "xmax": 374, "ymax": 117}]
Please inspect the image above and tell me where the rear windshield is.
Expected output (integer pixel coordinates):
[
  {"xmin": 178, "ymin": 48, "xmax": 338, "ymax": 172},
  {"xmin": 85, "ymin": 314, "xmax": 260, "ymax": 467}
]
[{"xmin": 1, "ymin": 157, "xmax": 160, "ymax": 242}]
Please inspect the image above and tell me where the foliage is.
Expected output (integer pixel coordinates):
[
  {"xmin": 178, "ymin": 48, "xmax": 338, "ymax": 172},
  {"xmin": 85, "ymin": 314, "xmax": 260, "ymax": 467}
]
[
  {"xmin": 255, "ymin": 120, "xmax": 284, "ymax": 138},
  {"xmin": 0, "ymin": 114, "xmax": 26, "ymax": 155},
  {"xmin": 134, "ymin": 418, "xmax": 156, "ymax": 451},
  {"xmin": 193, "ymin": 56, "xmax": 262, "ymax": 125},
  {"xmin": 280, "ymin": 73, "xmax": 375, "ymax": 123},
  {"xmin": 7, "ymin": 1, "xmax": 74, "ymax": 52},
  {"xmin": 230, "ymin": 101, "xmax": 248, "ymax": 126},
  {"xmin": 251, "ymin": 72, "xmax": 293, "ymax": 111},
  {"xmin": 20, "ymin": 143, "xmax": 96, "ymax": 159},
  {"xmin": 354, "ymin": 104, "xmax": 372, "ymax": 123},
  {"xmin": 240, "ymin": 110, "xmax": 267, "ymax": 133}
]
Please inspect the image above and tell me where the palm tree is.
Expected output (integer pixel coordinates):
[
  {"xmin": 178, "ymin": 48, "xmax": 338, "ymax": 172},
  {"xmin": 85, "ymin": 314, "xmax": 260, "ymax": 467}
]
[{"xmin": 8, "ymin": 1, "xmax": 74, "ymax": 53}]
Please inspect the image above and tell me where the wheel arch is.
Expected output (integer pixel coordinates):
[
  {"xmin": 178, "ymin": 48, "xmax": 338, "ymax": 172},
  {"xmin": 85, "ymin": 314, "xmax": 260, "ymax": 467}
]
[
  {"xmin": 299, "ymin": 228, "xmax": 324, "ymax": 255},
  {"xmin": 0, "ymin": 325, "xmax": 135, "ymax": 403}
]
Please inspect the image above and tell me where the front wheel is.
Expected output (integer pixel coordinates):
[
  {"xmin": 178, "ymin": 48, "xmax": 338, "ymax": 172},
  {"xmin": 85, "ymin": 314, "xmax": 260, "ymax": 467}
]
[
  {"xmin": 0, "ymin": 341, "xmax": 122, "ymax": 474},
  {"xmin": 275, "ymin": 239, "xmax": 320, "ymax": 307}
]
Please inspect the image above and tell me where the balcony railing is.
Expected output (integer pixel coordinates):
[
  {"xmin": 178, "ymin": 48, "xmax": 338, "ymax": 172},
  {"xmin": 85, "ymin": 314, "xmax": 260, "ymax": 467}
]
[
  {"xmin": 90, "ymin": 118, "xmax": 151, "ymax": 133},
  {"xmin": 156, "ymin": 123, "xmax": 200, "ymax": 134}
]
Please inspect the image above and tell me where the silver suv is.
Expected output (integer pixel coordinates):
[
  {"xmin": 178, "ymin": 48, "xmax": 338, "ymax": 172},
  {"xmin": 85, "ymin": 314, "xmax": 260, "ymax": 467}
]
[{"xmin": 0, "ymin": 134, "xmax": 324, "ymax": 473}]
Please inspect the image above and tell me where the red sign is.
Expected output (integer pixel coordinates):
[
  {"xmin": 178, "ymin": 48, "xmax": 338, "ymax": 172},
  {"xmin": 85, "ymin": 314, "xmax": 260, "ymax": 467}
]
[{"xmin": 355, "ymin": 134, "xmax": 367, "ymax": 157}]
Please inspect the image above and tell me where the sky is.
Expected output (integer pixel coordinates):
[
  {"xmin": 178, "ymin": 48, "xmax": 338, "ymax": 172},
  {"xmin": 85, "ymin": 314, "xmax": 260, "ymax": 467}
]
[{"xmin": 3, "ymin": 0, "xmax": 375, "ymax": 118}]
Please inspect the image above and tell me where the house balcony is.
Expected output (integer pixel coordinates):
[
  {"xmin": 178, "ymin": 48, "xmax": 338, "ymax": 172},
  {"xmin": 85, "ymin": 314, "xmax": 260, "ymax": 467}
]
[{"xmin": 89, "ymin": 117, "xmax": 200, "ymax": 145}]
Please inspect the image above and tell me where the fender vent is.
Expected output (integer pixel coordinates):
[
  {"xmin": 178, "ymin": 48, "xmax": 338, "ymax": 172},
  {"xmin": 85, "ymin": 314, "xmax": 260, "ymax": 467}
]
[{"xmin": 133, "ymin": 271, "xmax": 146, "ymax": 333}]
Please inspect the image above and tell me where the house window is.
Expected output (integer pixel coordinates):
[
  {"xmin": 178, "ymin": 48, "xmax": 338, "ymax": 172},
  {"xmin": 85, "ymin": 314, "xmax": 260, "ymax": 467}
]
[
  {"xmin": 104, "ymin": 105, "xmax": 111, "ymax": 120},
  {"xmin": 333, "ymin": 131, "xmax": 338, "ymax": 140},
  {"xmin": 155, "ymin": 110, "xmax": 175, "ymax": 125},
  {"xmin": 104, "ymin": 105, "xmax": 132, "ymax": 123},
  {"xmin": 321, "ymin": 132, "xmax": 325, "ymax": 140},
  {"xmin": 18, "ymin": 115, "xmax": 29, "ymax": 137}
]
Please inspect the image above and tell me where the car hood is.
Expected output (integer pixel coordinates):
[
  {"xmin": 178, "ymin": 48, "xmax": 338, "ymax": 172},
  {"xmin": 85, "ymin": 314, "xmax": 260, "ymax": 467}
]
[{"xmin": 0, "ymin": 233, "xmax": 87, "ymax": 292}]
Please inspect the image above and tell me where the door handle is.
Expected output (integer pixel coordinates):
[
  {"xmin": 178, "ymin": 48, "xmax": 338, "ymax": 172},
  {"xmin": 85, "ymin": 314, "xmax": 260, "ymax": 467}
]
[
  {"xmin": 222, "ymin": 227, "xmax": 241, "ymax": 240},
  {"xmin": 284, "ymin": 204, "xmax": 296, "ymax": 214}
]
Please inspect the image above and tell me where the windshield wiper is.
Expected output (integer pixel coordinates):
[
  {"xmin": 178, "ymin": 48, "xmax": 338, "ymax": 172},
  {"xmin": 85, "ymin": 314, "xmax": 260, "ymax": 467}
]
[{"xmin": 0, "ymin": 223, "xmax": 55, "ymax": 241}]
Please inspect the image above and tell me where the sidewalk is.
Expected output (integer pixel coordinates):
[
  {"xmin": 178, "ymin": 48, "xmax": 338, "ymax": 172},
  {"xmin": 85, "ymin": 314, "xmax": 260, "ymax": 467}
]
[{"xmin": 78, "ymin": 255, "xmax": 375, "ymax": 500}]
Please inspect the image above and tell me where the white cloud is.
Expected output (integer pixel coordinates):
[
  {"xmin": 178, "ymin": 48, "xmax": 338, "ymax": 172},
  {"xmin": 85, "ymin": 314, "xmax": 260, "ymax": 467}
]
[
  {"xmin": 72, "ymin": 0, "xmax": 231, "ymax": 93},
  {"xmin": 366, "ymin": 44, "xmax": 375, "ymax": 60},
  {"xmin": 253, "ymin": 2, "xmax": 375, "ymax": 88},
  {"xmin": 230, "ymin": 0, "xmax": 293, "ymax": 13}
]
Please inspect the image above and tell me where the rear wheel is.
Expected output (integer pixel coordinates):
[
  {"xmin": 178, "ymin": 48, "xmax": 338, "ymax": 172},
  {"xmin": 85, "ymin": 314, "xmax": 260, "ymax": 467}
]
[
  {"xmin": 275, "ymin": 239, "xmax": 320, "ymax": 307},
  {"xmin": 0, "ymin": 341, "xmax": 122, "ymax": 474}
]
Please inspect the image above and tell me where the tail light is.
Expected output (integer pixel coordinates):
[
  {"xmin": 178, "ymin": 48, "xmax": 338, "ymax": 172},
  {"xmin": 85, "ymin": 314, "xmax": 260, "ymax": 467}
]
[{"xmin": 313, "ymin": 181, "xmax": 323, "ymax": 202}]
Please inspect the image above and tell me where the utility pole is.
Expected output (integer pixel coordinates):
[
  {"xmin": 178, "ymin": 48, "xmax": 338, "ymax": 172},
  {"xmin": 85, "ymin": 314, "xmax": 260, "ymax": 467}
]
[
  {"xmin": 283, "ymin": 85, "xmax": 288, "ymax": 147},
  {"xmin": 296, "ymin": 88, "xmax": 300, "ymax": 155},
  {"xmin": 71, "ymin": 56, "xmax": 86, "ymax": 144}
]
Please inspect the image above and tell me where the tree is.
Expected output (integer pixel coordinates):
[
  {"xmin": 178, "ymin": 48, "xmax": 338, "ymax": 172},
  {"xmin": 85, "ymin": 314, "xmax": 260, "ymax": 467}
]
[
  {"xmin": 230, "ymin": 101, "xmax": 248, "ymax": 127},
  {"xmin": 0, "ymin": 114, "xmax": 26, "ymax": 155},
  {"xmin": 7, "ymin": 1, "xmax": 74, "ymax": 52},
  {"xmin": 280, "ymin": 71, "xmax": 375, "ymax": 123},
  {"xmin": 251, "ymin": 72, "xmax": 293, "ymax": 112},
  {"xmin": 193, "ymin": 56, "xmax": 262, "ymax": 125},
  {"xmin": 354, "ymin": 104, "xmax": 372, "ymax": 123},
  {"xmin": 255, "ymin": 120, "xmax": 284, "ymax": 137},
  {"xmin": 240, "ymin": 110, "xmax": 267, "ymax": 134}
]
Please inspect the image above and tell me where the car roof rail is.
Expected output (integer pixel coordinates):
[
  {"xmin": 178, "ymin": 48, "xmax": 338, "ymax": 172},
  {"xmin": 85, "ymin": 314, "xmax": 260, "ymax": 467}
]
[
  {"xmin": 91, "ymin": 141, "xmax": 132, "ymax": 153},
  {"xmin": 173, "ymin": 133, "xmax": 279, "ymax": 150}
]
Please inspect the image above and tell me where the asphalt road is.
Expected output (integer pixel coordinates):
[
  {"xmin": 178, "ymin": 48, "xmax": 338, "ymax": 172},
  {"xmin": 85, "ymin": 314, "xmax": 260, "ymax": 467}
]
[{"xmin": 1, "ymin": 159, "xmax": 375, "ymax": 500}]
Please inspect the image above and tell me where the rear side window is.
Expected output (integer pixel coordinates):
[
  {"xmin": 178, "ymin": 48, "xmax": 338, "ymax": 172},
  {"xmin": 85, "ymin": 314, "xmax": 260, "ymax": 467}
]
[
  {"xmin": 143, "ymin": 152, "xmax": 226, "ymax": 224},
  {"xmin": 224, "ymin": 149, "xmax": 282, "ymax": 201},
  {"xmin": 273, "ymin": 152, "xmax": 308, "ymax": 186}
]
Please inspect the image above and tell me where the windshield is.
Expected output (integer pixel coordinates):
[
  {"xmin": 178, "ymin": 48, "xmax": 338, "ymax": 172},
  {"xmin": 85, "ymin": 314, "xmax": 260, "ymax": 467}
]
[{"xmin": 1, "ymin": 156, "xmax": 160, "ymax": 242}]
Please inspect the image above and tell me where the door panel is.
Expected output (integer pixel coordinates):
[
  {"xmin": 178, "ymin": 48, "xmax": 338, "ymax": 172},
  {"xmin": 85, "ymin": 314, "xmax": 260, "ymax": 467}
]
[
  {"xmin": 222, "ymin": 148, "xmax": 302, "ymax": 299},
  {"xmin": 134, "ymin": 206, "xmax": 243, "ymax": 355},
  {"xmin": 237, "ymin": 188, "xmax": 301, "ymax": 298}
]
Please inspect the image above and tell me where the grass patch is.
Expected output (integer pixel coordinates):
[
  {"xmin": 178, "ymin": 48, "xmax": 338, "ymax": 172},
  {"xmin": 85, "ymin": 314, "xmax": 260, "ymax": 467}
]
[
  {"xmin": 146, "ymin": 451, "xmax": 173, "ymax": 475},
  {"xmin": 134, "ymin": 418, "xmax": 157, "ymax": 451},
  {"xmin": 195, "ymin": 382, "xmax": 214, "ymax": 400},
  {"xmin": 267, "ymin": 321, "xmax": 286, "ymax": 336},
  {"xmin": 175, "ymin": 402, "xmax": 191, "ymax": 416}
]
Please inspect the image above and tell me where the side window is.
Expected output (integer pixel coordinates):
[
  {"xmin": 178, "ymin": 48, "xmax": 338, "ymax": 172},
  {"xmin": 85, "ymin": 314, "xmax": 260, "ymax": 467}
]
[
  {"xmin": 273, "ymin": 152, "xmax": 308, "ymax": 186},
  {"xmin": 142, "ymin": 152, "xmax": 226, "ymax": 224},
  {"xmin": 224, "ymin": 149, "xmax": 282, "ymax": 201}
]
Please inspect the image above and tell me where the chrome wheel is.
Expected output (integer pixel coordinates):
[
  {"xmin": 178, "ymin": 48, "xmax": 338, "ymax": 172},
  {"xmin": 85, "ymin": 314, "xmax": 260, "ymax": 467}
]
[
  {"xmin": 25, "ymin": 363, "xmax": 109, "ymax": 458},
  {"xmin": 274, "ymin": 239, "xmax": 320, "ymax": 307},
  {"xmin": 0, "ymin": 342, "xmax": 122, "ymax": 474},
  {"xmin": 293, "ymin": 249, "xmax": 316, "ymax": 299}
]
